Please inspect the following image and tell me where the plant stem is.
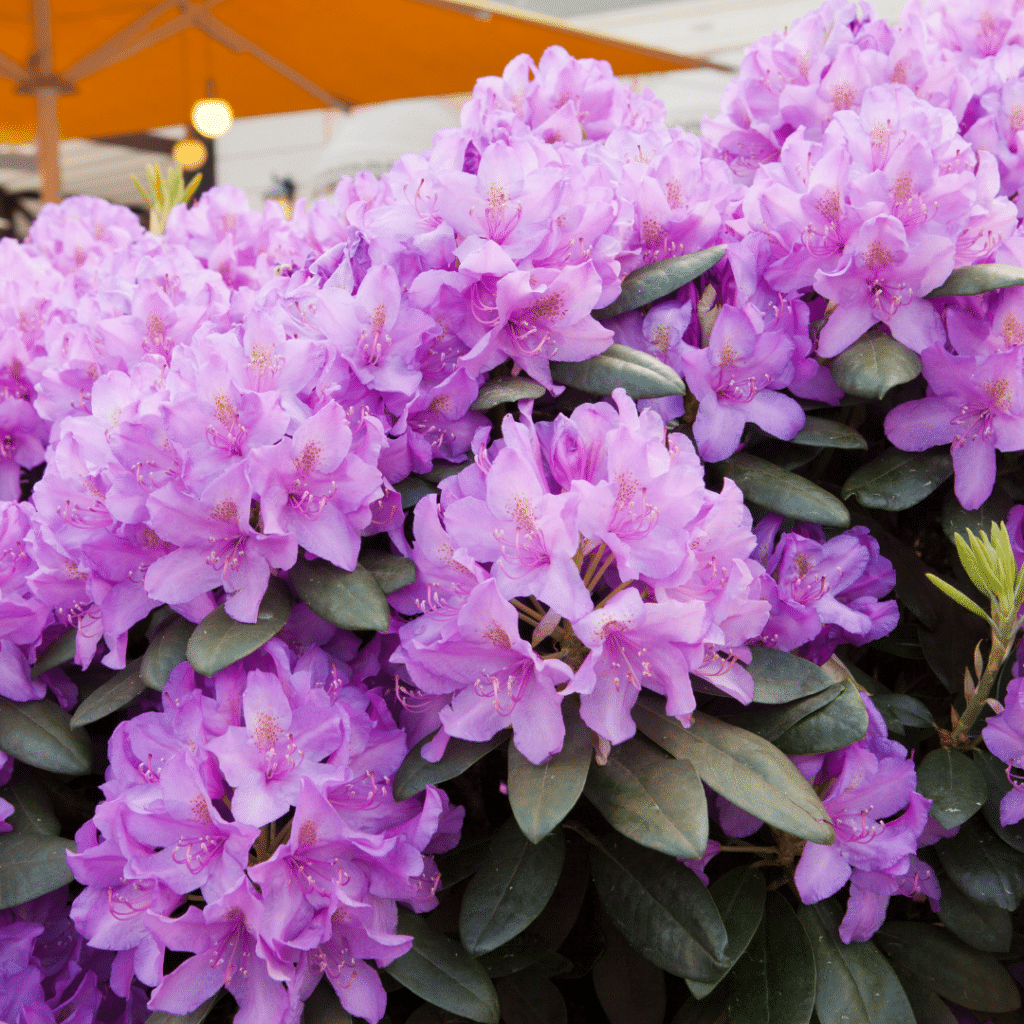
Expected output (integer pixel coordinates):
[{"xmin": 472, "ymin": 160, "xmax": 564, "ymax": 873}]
[{"xmin": 951, "ymin": 632, "xmax": 1011, "ymax": 739}]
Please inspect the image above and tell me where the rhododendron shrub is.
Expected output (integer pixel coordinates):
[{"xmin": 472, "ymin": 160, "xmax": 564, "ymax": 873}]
[{"xmin": 1, "ymin": 1, "xmax": 1024, "ymax": 1021}]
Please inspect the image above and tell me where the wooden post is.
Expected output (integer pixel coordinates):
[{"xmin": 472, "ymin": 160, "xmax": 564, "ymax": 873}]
[{"xmin": 32, "ymin": 0, "xmax": 62, "ymax": 204}]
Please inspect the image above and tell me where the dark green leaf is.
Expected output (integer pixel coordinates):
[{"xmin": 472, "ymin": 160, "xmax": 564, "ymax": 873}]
[
  {"xmin": 889, "ymin": 967, "xmax": 959, "ymax": 1024},
  {"xmin": 508, "ymin": 698, "xmax": 591, "ymax": 843},
  {"xmin": 358, "ymin": 550, "xmax": 417, "ymax": 595},
  {"xmin": 70, "ymin": 660, "xmax": 147, "ymax": 728},
  {"xmin": 790, "ymin": 416, "xmax": 868, "ymax": 449},
  {"xmin": 470, "ymin": 377, "xmax": 548, "ymax": 411},
  {"xmin": 593, "ymin": 915, "xmax": 666, "ymax": 1024},
  {"xmin": 385, "ymin": 909, "xmax": 500, "ymax": 1023},
  {"xmin": 634, "ymin": 697, "xmax": 835, "ymax": 846},
  {"xmin": 437, "ymin": 836, "xmax": 491, "ymax": 890},
  {"xmin": 799, "ymin": 900, "xmax": 914, "ymax": 1024},
  {"xmin": 301, "ymin": 978, "xmax": 353, "ymax": 1024},
  {"xmin": 917, "ymin": 749, "xmax": 988, "ymax": 829},
  {"xmin": 396, "ymin": 475, "xmax": 437, "ymax": 509},
  {"xmin": 526, "ymin": 832, "xmax": 590, "ymax": 951},
  {"xmin": 0, "ymin": 833, "xmax": 75, "ymax": 909},
  {"xmin": 31, "ymin": 628, "xmax": 77, "ymax": 679},
  {"xmin": 936, "ymin": 814, "xmax": 1024, "ymax": 911},
  {"xmin": 687, "ymin": 866, "xmax": 766, "ymax": 999},
  {"xmin": 0, "ymin": 695, "xmax": 91, "ymax": 775},
  {"xmin": 550, "ymin": 343, "xmax": 686, "ymax": 400},
  {"xmin": 917, "ymin": 598, "xmax": 987, "ymax": 695},
  {"xmin": 727, "ymin": 893, "xmax": 815, "ymax": 1024},
  {"xmin": 747, "ymin": 648, "xmax": 838, "ymax": 705},
  {"xmin": 977, "ymin": 750, "xmax": 1024, "ymax": 854},
  {"xmin": 774, "ymin": 678, "xmax": 870, "ymax": 755},
  {"xmin": 494, "ymin": 971, "xmax": 567, "ymax": 1024},
  {"xmin": 593, "ymin": 245, "xmax": 727, "ymax": 319},
  {"xmin": 942, "ymin": 486, "xmax": 1015, "ymax": 547},
  {"xmin": 460, "ymin": 818, "xmax": 565, "ymax": 954},
  {"xmin": 288, "ymin": 558, "xmax": 388, "ymax": 632},
  {"xmin": 0, "ymin": 772, "xmax": 59, "ymax": 836},
  {"xmin": 393, "ymin": 730, "xmax": 509, "ymax": 801},
  {"xmin": 145, "ymin": 991, "xmax": 223, "ymax": 1024},
  {"xmin": 841, "ymin": 448, "xmax": 954, "ymax": 512},
  {"xmin": 926, "ymin": 263, "xmax": 1024, "ymax": 297},
  {"xmin": 869, "ymin": 694, "xmax": 933, "ymax": 735},
  {"xmin": 584, "ymin": 736, "xmax": 708, "ymax": 859},
  {"xmin": 670, "ymin": 987, "xmax": 728, "ymax": 1024},
  {"xmin": 423, "ymin": 461, "xmax": 466, "ymax": 485},
  {"xmin": 939, "ymin": 879, "xmax": 1012, "ymax": 953},
  {"xmin": 476, "ymin": 933, "xmax": 568, "ymax": 979},
  {"xmin": 186, "ymin": 576, "xmax": 292, "ymax": 676},
  {"xmin": 405, "ymin": 1009, "xmax": 473, "ymax": 1024},
  {"xmin": 874, "ymin": 920, "xmax": 1020, "ymax": 1013},
  {"xmin": 716, "ymin": 452, "xmax": 850, "ymax": 527},
  {"xmin": 829, "ymin": 332, "xmax": 922, "ymax": 400},
  {"xmin": 590, "ymin": 832, "xmax": 728, "ymax": 982},
  {"xmin": 730, "ymin": 684, "xmax": 844, "ymax": 743},
  {"xmin": 141, "ymin": 615, "xmax": 193, "ymax": 691}
]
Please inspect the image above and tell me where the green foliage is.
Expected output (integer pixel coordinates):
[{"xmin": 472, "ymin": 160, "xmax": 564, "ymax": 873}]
[
  {"xmin": 145, "ymin": 992, "xmax": 223, "ymax": 1024},
  {"xmin": 470, "ymin": 376, "xmax": 548, "ymax": 411},
  {"xmin": 842, "ymin": 448, "xmax": 954, "ymax": 511},
  {"xmin": 788, "ymin": 415, "xmax": 868, "ymax": 449},
  {"xmin": 132, "ymin": 162, "xmax": 202, "ymax": 235},
  {"xmin": 393, "ymin": 730, "xmax": 509, "ymax": 801},
  {"xmin": 141, "ymin": 614, "xmax": 193, "ymax": 691},
  {"xmin": 493, "ymin": 970, "xmax": 567, "ymax": 1024},
  {"xmin": 938, "ymin": 880, "xmax": 1013, "ymax": 954},
  {"xmin": 288, "ymin": 557, "xmax": 390, "ymax": 631},
  {"xmin": 936, "ymin": 814, "xmax": 1024, "ymax": 911},
  {"xmin": 0, "ymin": 833, "xmax": 75, "ymax": 908},
  {"xmin": 550, "ymin": 343, "xmax": 687, "ymax": 399},
  {"xmin": 745, "ymin": 647, "xmax": 838, "ymax": 704},
  {"xmin": 916, "ymin": 749, "xmax": 989, "ymax": 828},
  {"xmin": 829, "ymin": 331, "xmax": 922, "ymax": 400},
  {"xmin": 926, "ymin": 262, "xmax": 1024, "ymax": 296},
  {"xmin": 0, "ymin": 695, "xmax": 91, "ymax": 775},
  {"xmin": 70, "ymin": 660, "xmax": 147, "ymax": 727}
]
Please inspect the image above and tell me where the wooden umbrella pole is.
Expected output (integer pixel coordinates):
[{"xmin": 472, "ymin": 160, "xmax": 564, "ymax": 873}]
[{"xmin": 32, "ymin": 0, "xmax": 62, "ymax": 204}]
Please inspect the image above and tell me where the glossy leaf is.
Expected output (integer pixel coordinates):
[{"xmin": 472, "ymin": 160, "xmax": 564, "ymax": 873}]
[
  {"xmin": 926, "ymin": 262, "xmax": 1024, "ymax": 297},
  {"xmin": 671, "ymin": 988, "xmax": 728, "ymax": 1024},
  {"xmin": 494, "ymin": 970, "xmax": 567, "ymax": 1024},
  {"xmin": 358, "ymin": 549, "xmax": 417, "ymax": 594},
  {"xmin": 301, "ymin": 978, "xmax": 353, "ymax": 1024},
  {"xmin": 916, "ymin": 749, "xmax": 988, "ymax": 829},
  {"xmin": 0, "ymin": 833, "xmax": 75, "ymax": 909},
  {"xmin": 0, "ymin": 772, "xmax": 59, "ymax": 836},
  {"xmin": 186, "ymin": 577, "xmax": 292, "ymax": 676},
  {"xmin": 0, "ymin": 695, "xmax": 91, "ymax": 775},
  {"xmin": 841, "ymin": 448, "xmax": 954, "ymax": 512},
  {"xmin": 507, "ymin": 699, "xmax": 591, "ymax": 843},
  {"xmin": 729, "ymin": 683, "xmax": 844, "ymax": 743},
  {"xmin": 470, "ymin": 376, "xmax": 548, "ymax": 411},
  {"xmin": 889, "ymin": 967, "xmax": 958, "ymax": 1024},
  {"xmin": 938, "ymin": 880, "xmax": 1012, "ymax": 953},
  {"xmin": 747, "ymin": 647, "xmax": 840, "ymax": 705},
  {"xmin": 829, "ymin": 331, "xmax": 922, "ymax": 400},
  {"xmin": 550, "ymin": 343, "xmax": 687, "ymax": 400},
  {"xmin": 936, "ymin": 814, "xmax": 1024, "ymax": 910},
  {"xmin": 476, "ymin": 933, "xmax": 569, "ymax": 979},
  {"xmin": 584, "ymin": 736, "xmax": 708, "ymax": 858},
  {"xmin": 145, "ymin": 992, "xmax": 223, "ymax": 1024},
  {"xmin": 716, "ymin": 451, "xmax": 850, "ymax": 527},
  {"xmin": 634, "ymin": 697, "xmax": 835, "ymax": 846},
  {"xmin": 437, "ymin": 836, "xmax": 491, "ymax": 890},
  {"xmin": 386, "ymin": 909, "xmax": 500, "ymax": 1023},
  {"xmin": 460, "ymin": 818, "xmax": 565, "ymax": 955},
  {"xmin": 774, "ymin": 678, "xmax": 870, "ymax": 755},
  {"xmin": 687, "ymin": 866, "xmax": 766, "ymax": 999},
  {"xmin": 141, "ymin": 615, "xmax": 193, "ymax": 691},
  {"xmin": 593, "ymin": 916, "xmax": 666, "ymax": 1024},
  {"xmin": 397, "ymin": 475, "xmax": 437, "ymax": 509},
  {"xmin": 869, "ymin": 694, "xmax": 932, "ymax": 736},
  {"xmin": 393, "ymin": 730, "xmax": 509, "ymax": 801},
  {"xmin": 789, "ymin": 415, "xmax": 868, "ymax": 449},
  {"xmin": 727, "ymin": 893, "xmax": 815, "ymax": 1024},
  {"xmin": 799, "ymin": 900, "xmax": 914, "ymax": 1024},
  {"xmin": 874, "ymin": 921, "xmax": 1020, "ymax": 1013},
  {"xmin": 30, "ymin": 627, "xmax": 77, "ymax": 679},
  {"xmin": 941, "ymin": 486, "xmax": 1015, "ymax": 547},
  {"xmin": 288, "ymin": 558, "xmax": 388, "ymax": 632},
  {"xmin": 70, "ymin": 660, "xmax": 147, "ymax": 728},
  {"xmin": 593, "ymin": 244, "xmax": 727, "ymax": 319},
  {"xmin": 590, "ymin": 832, "xmax": 728, "ymax": 982}
]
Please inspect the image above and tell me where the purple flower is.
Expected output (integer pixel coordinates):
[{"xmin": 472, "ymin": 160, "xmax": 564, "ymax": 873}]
[{"xmin": 983, "ymin": 677, "xmax": 1024, "ymax": 825}]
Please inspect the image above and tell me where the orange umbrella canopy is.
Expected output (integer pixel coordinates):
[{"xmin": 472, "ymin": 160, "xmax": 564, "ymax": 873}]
[{"xmin": 0, "ymin": 0, "xmax": 713, "ymax": 140}]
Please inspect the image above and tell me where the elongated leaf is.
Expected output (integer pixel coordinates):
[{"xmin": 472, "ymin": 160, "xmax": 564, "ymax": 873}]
[
  {"xmin": 288, "ymin": 558, "xmax": 388, "ymax": 632},
  {"xmin": 927, "ymin": 262, "xmax": 1024, "ymax": 297},
  {"xmin": 593, "ymin": 916, "xmax": 666, "ymax": 1024},
  {"xmin": 593, "ymin": 245, "xmax": 728, "ymax": 319},
  {"xmin": 687, "ymin": 866, "xmax": 766, "ymax": 999},
  {"xmin": 460, "ymin": 818, "xmax": 565, "ymax": 955},
  {"xmin": 584, "ymin": 736, "xmax": 708, "ymax": 858},
  {"xmin": 936, "ymin": 814, "xmax": 1024, "ymax": 911},
  {"xmin": 889, "ymin": 967, "xmax": 958, "ymax": 1024},
  {"xmin": 729, "ymin": 684, "xmax": 844, "ymax": 743},
  {"xmin": 71, "ymin": 660, "xmax": 147, "ymax": 728},
  {"xmin": 716, "ymin": 452, "xmax": 850, "ymax": 527},
  {"xmin": 508, "ymin": 699, "xmax": 591, "ymax": 843},
  {"xmin": 550, "ymin": 343, "xmax": 686, "ymax": 399},
  {"xmin": 0, "ymin": 695, "xmax": 91, "ymax": 775},
  {"xmin": 870, "ymin": 694, "xmax": 933, "ymax": 736},
  {"xmin": 494, "ymin": 971, "xmax": 567, "ymax": 1024},
  {"xmin": 942, "ymin": 486, "xmax": 1015, "ymax": 547},
  {"xmin": 727, "ymin": 893, "xmax": 815, "ymax": 1024},
  {"xmin": 394, "ymin": 730, "xmax": 509, "ymax": 801},
  {"xmin": 186, "ymin": 577, "xmax": 292, "ymax": 676},
  {"xmin": 301, "ymin": 978, "xmax": 353, "ymax": 1024},
  {"xmin": 799, "ymin": 900, "xmax": 914, "ymax": 1024},
  {"xmin": 938, "ymin": 880, "xmax": 1012, "ymax": 953},
  {"xmin": 874, "ymin": 921, "xmax": 1020, "ymax": 1012},
  {"xmin": 476, "ymin": 933, "xmax": 570, "ymax": 980},
  {"xmin": 0, "ymin": 833, "xmax": 75, "ymax": 909},
  {"xmin": 397, "ymin": 475, "xmax": 437, "ymax": 509},
  {"xmin": 145, "ymin": 991, "xmax": 223, "ymax": 1024},
  {"xmin": 386, "ymin": 909, "xmax": 500, "ymax": 1023},
  {"xmin": 142, "ymin": 615, "xmax": 193, "ymax": 691},
  {"xmin": 470, "ymin": 376, "xmax": 548, "ymax": 411},
  {"xmin": 31, "ymin": 628, "xmax": 76, "ymax": 679},
  {"xmin": 789, "ymin": 415, "xmax": 868, "ymax": 449},
  {"xmin": 358, "ymin": 550, "xmax": 416, "ymax": 594},
  {"xmin": 634, "ymin": 697, "xmax": 834, "ymax": 845},
  {"xmin": 590, "ymin": 833, "xmax": 728, "ymax": 982},
  {"xmin": 916, "ymin": 749, "xmax": 988, "ymax": 829},
  {"xmin": 0, "ymin": 772, "xmax": 59, "ymax": 836},
  {"xmin": 774, "ymin": 678, "xmax": 869, "ymax": 755},
  {"xmin": 829, "ymin": 332, "xmax": 922, "ymax": 400},
  {"xmin": 842, "ymin": 448, "xmax": 954, "ymax": 512},
  {"xmin": 747, "ymin": 648, "xmax": 837, "ymax": 704}
]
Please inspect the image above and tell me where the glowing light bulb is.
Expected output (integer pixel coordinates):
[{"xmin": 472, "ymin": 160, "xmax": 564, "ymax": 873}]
[
  {"xmin": 190, "ymin": 97, "xmax": 234, "ymax": 139},
  {"xmin": 171, "ymin": 137, "xmax": 208, "ymax": 171}
]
